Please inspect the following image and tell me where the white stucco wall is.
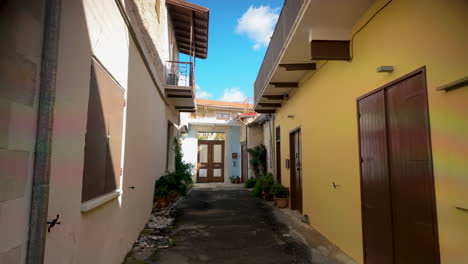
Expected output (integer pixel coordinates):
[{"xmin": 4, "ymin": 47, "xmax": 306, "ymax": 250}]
[{"xmin": 42, "ymin": 0, "xmax": 180, "ymax": 263}]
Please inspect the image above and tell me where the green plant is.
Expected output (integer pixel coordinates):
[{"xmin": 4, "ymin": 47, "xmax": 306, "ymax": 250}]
[
  {"xmin": 154, "ymin": 184, "xmax": 170, "ymax": 199},
  {"xmin": 174, "ymin": 137, "xmax": 193, "ymax": 185},
  {"xmin": 154, "ymin": 138, "xmax": 194, "ymax": 202},
  {"xmin": 247, "ymin": 144, "xmax": 267, "ymax": 178},
  {"xmin": 270, "ymin": 184, "xmax": 289, "ymax": 198},
  {"xmin": 251, "ymin": 173, "xmax": 274, "ymax": 197},
  {"xmin": 229, "ymin": 176, "xmax": 236, "ymax": 183},
  {"xmin": 244, "ymin": 177, "xmax": 257, "ymax": 188}
]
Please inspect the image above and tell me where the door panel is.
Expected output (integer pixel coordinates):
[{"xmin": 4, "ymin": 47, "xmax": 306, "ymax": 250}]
[
  {"xmin": 211, "ymin": 141, "xmax": 224, "ymax": 182},
  {"xmin": 290, "ymin": 129, "xmax": 302, "ymax": 213},
  {"xmin": 241, "ymin": 143, "xmax": 247, "ymax": 183},
  {"xmin": 358, "ymin": 69, "xmax": 439, "ymax": 264},
  {"xmin": 197, "ymin": 143, "xmax": 209, "ymax": 182},
  {"xmin": 276, "ymin": 141, "xmax": 281, "ymax": 183},
  {"xmin": 358, "ymin": 90, "xmax": 394, "ymax": 264},
  {"xmin": 386, "ymin": 73, "xmax": 439, "ymax": 264}
]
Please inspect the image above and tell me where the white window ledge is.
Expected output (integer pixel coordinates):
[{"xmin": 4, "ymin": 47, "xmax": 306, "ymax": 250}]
[{"xmin": 81, "ymin": 190, "xmax": 121, "ymax": 213}]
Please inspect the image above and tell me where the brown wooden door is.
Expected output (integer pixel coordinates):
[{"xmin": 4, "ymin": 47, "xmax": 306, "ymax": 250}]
[
  {"xmin": 276, "ymin": 126, "xmax": 282, "ymax": 184},
  {"xmin": 358, "ymin": 68, "xmax": 439, "ymax": 264},
  {"xmin": 289, "ymin": 129, "xmax": 302, "ymax": 213},
  {"xmin": 241, "ymin": 143, "xmax": 247, "ymax": 183},
  {"xmin": 358, "ymin": 90, "xmax": 394, "ymax": 264},
  {"xmin": 197, "ymin": 140, "xmax": 225, "ymax": 183},
  {"xmin": 276, "ymin": 141, "xmax": 281, "ymax": 184}
]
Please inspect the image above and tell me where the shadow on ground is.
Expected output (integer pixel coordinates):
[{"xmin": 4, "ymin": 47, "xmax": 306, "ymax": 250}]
[{"xmin": 153, "ymin": 187, "xmax": 312, "ymax": 264}]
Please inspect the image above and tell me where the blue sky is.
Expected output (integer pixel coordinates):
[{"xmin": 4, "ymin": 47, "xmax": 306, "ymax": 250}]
[{"xmin": 183, "ymin": 0, "xmax": 285, "ymax": 102}]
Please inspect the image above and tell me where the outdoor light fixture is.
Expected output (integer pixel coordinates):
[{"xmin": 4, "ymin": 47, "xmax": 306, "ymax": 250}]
[{"xmin": 376, "ymin": 65, "xmax": 394, "ymax": 73}]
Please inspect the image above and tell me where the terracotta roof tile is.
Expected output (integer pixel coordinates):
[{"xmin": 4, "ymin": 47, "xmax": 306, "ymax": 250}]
[{"xmin": 196, "ymin": 99, "xmax": 253, "ymax": 109}]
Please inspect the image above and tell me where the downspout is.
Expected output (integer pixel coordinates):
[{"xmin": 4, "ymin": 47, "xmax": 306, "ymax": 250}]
[{"xmin": 27, "ymin": 0, "xmax": 62, "ymax": 263}]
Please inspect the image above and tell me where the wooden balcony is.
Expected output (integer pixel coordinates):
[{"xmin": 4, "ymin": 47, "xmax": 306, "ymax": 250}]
[{"xmin": 164, "ymin": 61, "xmax": 196, "ymax": 112}]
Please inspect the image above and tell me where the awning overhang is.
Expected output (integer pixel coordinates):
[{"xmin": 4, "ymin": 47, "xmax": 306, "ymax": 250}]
[
  {"xmin": 166, "ymin": 0, "xmax": 209, "ymax": 59},
  {"xmin": 254, "ymin": 0, "xmax": 377, "ymax": 112}
]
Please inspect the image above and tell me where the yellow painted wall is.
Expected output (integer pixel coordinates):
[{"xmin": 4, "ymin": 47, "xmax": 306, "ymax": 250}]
[{"xmin": 275, "ymin": 0, "xmax": 468, "ymax": 263}]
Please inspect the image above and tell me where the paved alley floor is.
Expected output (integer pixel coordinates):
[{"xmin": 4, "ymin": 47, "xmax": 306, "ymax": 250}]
[{"xmin": 154, "ymin": 184, "xmax": 313, "ymax": 264}]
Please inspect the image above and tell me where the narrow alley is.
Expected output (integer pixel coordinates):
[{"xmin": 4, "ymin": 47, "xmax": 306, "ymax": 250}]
[
  {"xmin": 1, "ymin": 0, "xmax": 467, "ymax": 263},
  {"xmin": 154, "ymin": 185, "xmax": 313, "ymax": 264}
]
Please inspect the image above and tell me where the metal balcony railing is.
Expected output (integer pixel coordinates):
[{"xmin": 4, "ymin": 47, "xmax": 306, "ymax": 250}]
[
  {"xmin": 254, "ymin": 0, "xmax": 304, "ymax": 103},
  {"xmin": 164, "ymin": 61, "xmax": 194, "ymax": 88}
]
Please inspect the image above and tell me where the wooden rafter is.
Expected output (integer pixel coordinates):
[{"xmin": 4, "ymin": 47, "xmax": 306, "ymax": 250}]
[
  {"xmin": 279, "ymin": 63, "xmax": 316, "ymax": 71},
  {"xmin": 269, "ymin": 82, "xmax": 298, "ymax": 88},
  {"xmin": 259, "ymin": 103, "xmax": 282, "ymax": 107},
  {"xmin": 262, "ymin": 94, "xmax": 285, "ymax": 100}
]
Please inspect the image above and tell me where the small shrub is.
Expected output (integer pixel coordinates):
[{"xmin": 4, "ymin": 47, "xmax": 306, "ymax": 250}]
[
  {"xmin": 252, "ymin": 183, "xmax": 262, "ymax": 197},
  {"xmin": 244, "ymin": 178, "xmax": 257, "ymax": 188},
  {"xmin": 270, "ymin": 184, "xmax": 289, "ymax": 198},
  {"xmin": 251, "ymin": 173, "xmax": 274, "ymax": 197},
  {"xmin": 247, "ymin": 144, "xmax": 267, "ymax": 178}
]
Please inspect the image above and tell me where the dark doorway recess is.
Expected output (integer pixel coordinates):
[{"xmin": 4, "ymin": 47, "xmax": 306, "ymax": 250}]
[
  {"xmin": 289, "ymin": 128, "xmax": 302, "ymax": 213},
  {"xmin": 276, "ymin": 126, "xmax": 281, "ymax": 184},
  {"xmin": 241, "ymin": 142, "xmax": 247, "ymax": 183},
  {"xmin": 357, "ymin": 67, "xmax": 440, "ymax": 264}
]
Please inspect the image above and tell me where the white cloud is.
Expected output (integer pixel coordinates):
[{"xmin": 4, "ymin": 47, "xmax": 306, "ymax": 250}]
[
  {"xmin": 236, "ymin": 5, "xmax": 280, "ymax": 50},
  {"xmin": 196, "ymin": 84, "xmax": 212, "ymax": 99},
  {"xmin": 219, "ymin": 87, "xmax": 247, "ymax": 102}
]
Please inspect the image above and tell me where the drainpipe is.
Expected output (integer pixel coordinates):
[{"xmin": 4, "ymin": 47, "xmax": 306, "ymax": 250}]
[{"xmin": 27, "ymin": 0, "xmax": 62, "ymax": 263}]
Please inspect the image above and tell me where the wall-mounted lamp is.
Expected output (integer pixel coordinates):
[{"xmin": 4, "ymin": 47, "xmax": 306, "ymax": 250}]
[{"xmin": 376, "ymin": 66, "xmax": 394, "ymax": 73}]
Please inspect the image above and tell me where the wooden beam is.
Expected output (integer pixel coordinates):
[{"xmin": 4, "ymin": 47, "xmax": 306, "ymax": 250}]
[
  {"xmin": 256, "ymin": 109, "xmax": 276, "ymax": 114},
  {"xmin": 279, "ymin": 63, "xmax": 316, "ymax": 71},
  {"xmin": 311, "ymin": 40, "xmax": 350, "ymax": 61},
  {"xmin": 269, "ymin": 82, "xmax": 298, "ymax": 88},
  {"xmin": 165, "ymin": 88, "xmax": 191, "ymax": 93},
  {"xmin": 175, "ymin": 106, "xmax": 195, "ymax": 109},
  {"xmin": 167, "ymin": 94, "xmax": 193, "ymax": 98},
  {"xmin": 173, "ymin": 19, "xmax": 207, "ymax": 30},
  {"xmin": 175, "ymin": 36, "xmax": 208, "ymax": 48},
  {"xmin": 436, "ymin": 76, "xmax": 468, "ymax": 91},
  {"xmin": 262, "ymin": 94, "xmax": 285, "ymax": 100},
  {"xmin": 179, "ymin": 109, "xmax": 196, "ymax": 112},
  {"xmin": 259, "ymin": 103, "xmax": 282, "ymax": 107}
]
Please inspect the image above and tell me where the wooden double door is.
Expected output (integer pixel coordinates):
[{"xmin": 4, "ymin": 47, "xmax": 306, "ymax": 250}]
[
  {"xmin": 358, "ymin": 68, "xmax": 439, "ymax": 264},
  {"xmin": 197, "ymin": 140, "xmax": 225, "ymax": 183}
]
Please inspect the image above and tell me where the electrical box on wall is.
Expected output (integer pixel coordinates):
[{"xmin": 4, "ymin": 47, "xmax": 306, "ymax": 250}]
[
  {"xmin": 232, "ymin": 153, "xmax": 238, "ymax": 159},
  {"xmin": 285, "ymin": 159, "xmax": 290, "ymax": 169}
]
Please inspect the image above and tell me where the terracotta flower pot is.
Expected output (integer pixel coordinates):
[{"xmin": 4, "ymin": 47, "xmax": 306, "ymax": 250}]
[
  {"xmin": 263, "ymin": 191, "xmax": 274, "ymax": 201},
  {"xmin": 159, "ymin": 198, "xmax": 169, "ymax": 208},
  {"xmin": 274, "ymin": 197, "xmax": 289, "ymax": 208}
]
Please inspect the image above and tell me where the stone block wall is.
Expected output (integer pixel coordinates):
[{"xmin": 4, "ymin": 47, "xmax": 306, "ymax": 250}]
[{"xmin": 0, "ymin": 0, "xmax": 45, "ymax": 262}]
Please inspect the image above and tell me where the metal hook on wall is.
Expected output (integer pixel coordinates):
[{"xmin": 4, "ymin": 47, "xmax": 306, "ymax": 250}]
[{"xmin": 332, "ymin": 182, "xmax": 341, "ymax": 189}]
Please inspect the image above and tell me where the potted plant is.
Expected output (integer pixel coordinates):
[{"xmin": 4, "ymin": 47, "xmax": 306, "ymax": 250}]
[
  {"xmin": 235, "ymin": 176, "xmax": 241, "ymax": 184},
  {"xmin": 229, "ymin": 176, "xmax": 236, "ymax": 184},
  {"xmin": 154, "ymin": 185, "xmax": 170, "ymax": 208},
  {"xmin": 270, "ymin": 184, "xmax": 289, "ymax": 208},
  {"xmin": 260, "ymin": 174, "xmax": 274, "ymax": 201}
]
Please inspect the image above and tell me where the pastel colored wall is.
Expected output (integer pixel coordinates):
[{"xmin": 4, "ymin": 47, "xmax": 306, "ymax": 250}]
[
  {"xmin": 275, "ymin": 0, "xmax": 468, "ymax": 263},
  {"xmin": 187, "ymin": 124, "xmax": 241, "ymax": 183},
  {"xmin": 229, "ymin": 126, "xmax": 241, "ymax": 178}
]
